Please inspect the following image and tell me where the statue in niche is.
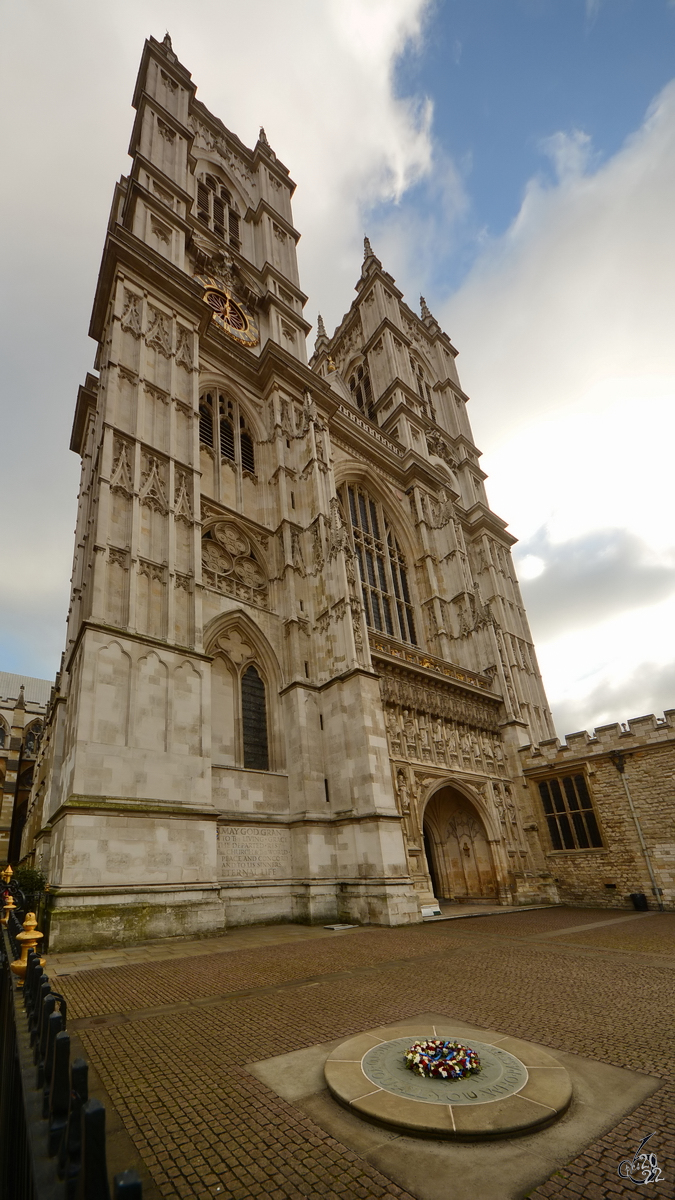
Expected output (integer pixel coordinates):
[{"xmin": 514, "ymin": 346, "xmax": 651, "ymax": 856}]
[
  {"xmin": 402, "ymin": 709, "xmax": 417, "ymax": 758},
  {"xmin": 432, "ymin": 718, "xmax": 446, "ymax": 763},
  {"xmin": 494, "ymin": 742, "xmax": 506, "ymax": 773},
  {"xmin": 481, "ymin": 735, "xmax": 495, "ymax": 773},
  {"xmin": 386, "ymin": 709, "xmax": 402, "ymax": 755},
  {"xmin": 418, "ymin": 718, "xmax": 432, "ymax": 761},
  {"xmin": 471, "ymin": 734, "xmax": 483, "ymax": 767},
  {"xmin": 396, "ymin": 769, "xmax": 411, "ymax": 815},
  {"xmin": 444, "ymin": 724, "xmax": 459, "ymax": 763},
  {"xmin": 460, "ymin": 730, "xmax": 472, "ymax": 764}
]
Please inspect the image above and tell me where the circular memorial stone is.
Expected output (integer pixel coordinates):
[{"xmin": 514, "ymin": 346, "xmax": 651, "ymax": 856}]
[
  {"xmin": 324, "ymin": 1020, "xmax": 573, "ymax": 1140},
  {"xmin": 362, "ymin": 1038, "xmax": 528, "ymax": 1105}
]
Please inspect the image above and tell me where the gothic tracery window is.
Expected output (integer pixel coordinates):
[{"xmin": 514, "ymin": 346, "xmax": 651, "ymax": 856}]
[
  {"xmin": 241, "ymin": 665, "xmax": 269, "ymax": 770},
  {"xmin": 196, "ymin": 173, "xmax": 241, "ymax": 251},
  {"xmin": 349, "ymin": 364, "xmax": 375, "ymax": 421},
  {"xmin": 24, "ymin": 723, "xmax": 42, "ymax": 755},
  {"xmin": 199, "ymin": 390, "xmax": 256, "ymax": 478},
  {"xmin": 341, "ymin": 484, "xmax": 417, "ymax": 645},
  {"xmin": 0, "ymin": 722, "xmax": 6, "ymax": 749}
]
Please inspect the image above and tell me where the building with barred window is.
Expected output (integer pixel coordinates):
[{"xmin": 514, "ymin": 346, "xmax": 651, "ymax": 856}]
[{"xmin": 18, "ymin": 36, "xmax": 673, "ymax": 950}]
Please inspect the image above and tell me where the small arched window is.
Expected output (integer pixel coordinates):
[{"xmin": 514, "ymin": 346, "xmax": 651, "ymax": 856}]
[
  {"xmin": 341, "ymin": 484, "xmax": 417, "ymax": 645},
  {"xmin": 0, "ymin": 722, "xmax": 6, "ymax": 749},
  {"xmin": 199, "ymin": 390, "xmax": 255, "ymax": 478},
  {"xmin": 241, "ymin": 665, "xmax": 269, "ymax": 770},
  {"xmin": 349, "ymin": 364, "xmax": 375, "ymax": 421},
  {"xmin": 196, "ymin": 174, "xmax": 241, "ymax": 250},
  {"xmin": 24, "ymin": 723, "xmax": 42, "ymax": 755}
]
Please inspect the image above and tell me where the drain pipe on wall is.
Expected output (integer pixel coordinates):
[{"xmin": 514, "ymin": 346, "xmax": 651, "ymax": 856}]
[{"xmin": 608, "ymin": 750, "xmax": 664, "ymax": 912}]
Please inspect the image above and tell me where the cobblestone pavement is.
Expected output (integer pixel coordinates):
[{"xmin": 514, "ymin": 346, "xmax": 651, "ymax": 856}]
[{"xmin": 54, "ymin": 908, "xmax": 674, "ymax": 1200}]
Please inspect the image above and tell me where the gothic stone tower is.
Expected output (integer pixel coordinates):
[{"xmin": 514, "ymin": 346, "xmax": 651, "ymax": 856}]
[{"xmin": 26, "ymin": 36, "xmax": 558, "ymax": 951}]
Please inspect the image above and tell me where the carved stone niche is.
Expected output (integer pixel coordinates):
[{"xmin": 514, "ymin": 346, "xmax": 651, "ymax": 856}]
[{"xmin": 201, "ymin": 521, "xmax": 268, "ymax": 609}]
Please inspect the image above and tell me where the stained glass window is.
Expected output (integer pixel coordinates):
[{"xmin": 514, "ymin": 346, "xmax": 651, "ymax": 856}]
[{"xmin": 242, "ymin": 665, "xmax": 269, "ymax": 770}]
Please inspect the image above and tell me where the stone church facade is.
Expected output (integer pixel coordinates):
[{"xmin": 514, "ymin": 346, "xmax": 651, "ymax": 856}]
[{"xmin": 20, "ymin": 36, "xmax": 585, "ymax": 951}]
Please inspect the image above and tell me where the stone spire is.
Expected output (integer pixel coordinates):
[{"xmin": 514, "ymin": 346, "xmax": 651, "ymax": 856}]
[
  {"xmin": 361, "ymin": 235, "xmax": 382, "ymax": 280},
  {"xmin": 420, "ymin": 294, "xmax": 440, "ymax": 332},
  {"xmin": 314, "ymin": 312, "xmax": 330, "ymax": 356}
]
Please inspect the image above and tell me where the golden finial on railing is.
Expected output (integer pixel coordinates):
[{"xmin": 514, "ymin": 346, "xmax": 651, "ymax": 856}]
[
  {"xmin": 1, "ymin": 865, "xmax": 13, "ymax": 885},
  {"xmin": 10, "ymin": 912, "xmax": 45, "ymax": 985},
  {"xmin": 1, "ymin": 894, "xmax": 17, "ymax": 928}
]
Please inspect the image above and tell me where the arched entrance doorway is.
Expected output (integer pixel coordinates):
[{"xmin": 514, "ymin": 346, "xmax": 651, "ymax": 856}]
[{"xmin": 423, "ymin": 786, "xmax": 498, "ymax": 903}]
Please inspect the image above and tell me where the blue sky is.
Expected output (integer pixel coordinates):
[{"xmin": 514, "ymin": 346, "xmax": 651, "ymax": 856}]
[
  {"xmin": 388, "ymin": 0, "xmax": 675, "ymax": 293},
  {"xmin": 2, "ymin": 0, "xmax": 675, "ymax": 734}
]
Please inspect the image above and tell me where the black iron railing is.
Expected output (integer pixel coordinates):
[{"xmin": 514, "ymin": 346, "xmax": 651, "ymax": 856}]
[{"xmin": 0, "ymin": 913, "xmax": 142, "ymax": 1199}]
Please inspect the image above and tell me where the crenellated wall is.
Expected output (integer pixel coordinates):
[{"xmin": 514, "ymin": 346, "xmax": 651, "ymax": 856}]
[{"xmin": 520, "ymin": 712, "xmax": 675, "ymax": 910}]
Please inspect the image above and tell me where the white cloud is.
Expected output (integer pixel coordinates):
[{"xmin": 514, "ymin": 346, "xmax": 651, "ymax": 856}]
[{"xmin": 442, "ymin": 81, "xmax": 675, "ymax": 731}]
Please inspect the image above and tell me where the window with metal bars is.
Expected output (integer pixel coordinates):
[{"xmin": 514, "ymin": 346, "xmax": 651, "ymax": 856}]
[
  {"xmin": 538, "ymin": 775, "xmax": 603, "ymax": 851},
  {"xmin": 349, "ymin": 364, "xmax": 376, "ymax": 421},
  {"xmin": 341, "ymin": 484, "xmax": 417, "ymax": 645},
  {"xmin": 241, "ymin": 665, "xmax": 269, "ymax": 770},
  {"xmin": 196, "ymin": 173, "xmax": 241, "ymax": 250},
  {"xmin": 199, "ymin": 390, "xmax": 255, "ymax": 477}
]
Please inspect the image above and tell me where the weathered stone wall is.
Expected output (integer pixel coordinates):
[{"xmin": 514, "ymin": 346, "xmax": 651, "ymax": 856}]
[{"xmin": 520, "ymin": 712, "xmax": 675, "ymax": 910}]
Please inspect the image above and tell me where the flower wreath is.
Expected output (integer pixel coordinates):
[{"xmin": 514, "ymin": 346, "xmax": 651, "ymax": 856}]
[{"xmin": 404, "ymin": 1039, "xmax": 481, "ymax": 1080}]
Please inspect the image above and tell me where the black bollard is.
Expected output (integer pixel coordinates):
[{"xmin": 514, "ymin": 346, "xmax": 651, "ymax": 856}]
[
  {"xmin": 76, "ymin": 1098, "xmax": 111, "ymax": 1200},
  {"xmin": 48, "ymin": 1029, "xmax": 71, "ymax": 1155},
  {"xmin": 113, "ymin": 1170, "xmax": 143, "ymax": 1199}
]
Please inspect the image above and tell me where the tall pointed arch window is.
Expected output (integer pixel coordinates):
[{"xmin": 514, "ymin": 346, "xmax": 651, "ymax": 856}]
[
  {"xmin": 241, "ymin": 665, "xmax": 269, "ymax": 770},
  {"xmin": 340, "ymin": 484, "xmax": 417, "ymax": 645},
  {"xmin": 196, "ymin": 173, "xmax": 241, "ymax": 251},
  {"xmin": 349, "ymin": 364, "xmax": 376, "ymax": 421},
  {"xmin": 409, "ymin": 355, "xmax": 435, "ymax": 420},
  {"xmin": 199, "ymin": 390, "xmax": 256, "ymax": 478}
]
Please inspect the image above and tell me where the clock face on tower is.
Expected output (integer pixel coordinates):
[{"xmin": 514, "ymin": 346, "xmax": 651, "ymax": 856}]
[{"xmin": 197, "ymin": 274, "xmax": 260, "ymax": 348}]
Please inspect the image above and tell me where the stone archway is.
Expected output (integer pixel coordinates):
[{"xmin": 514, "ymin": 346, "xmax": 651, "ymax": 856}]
[{"xmin": 423, "ymin": 785, "xmax": 498, "ymax": 902}]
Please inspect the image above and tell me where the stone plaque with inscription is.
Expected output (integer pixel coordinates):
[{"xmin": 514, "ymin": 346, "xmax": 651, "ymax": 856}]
[{"xmin": 220, "ymin": 825, "xmax": 290, "ymax": 880}]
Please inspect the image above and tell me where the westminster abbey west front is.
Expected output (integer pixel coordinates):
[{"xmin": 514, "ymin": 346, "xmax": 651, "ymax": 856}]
[{"xmin": 23, "ymin": 35, "xmax": 563, "ymax": 951}]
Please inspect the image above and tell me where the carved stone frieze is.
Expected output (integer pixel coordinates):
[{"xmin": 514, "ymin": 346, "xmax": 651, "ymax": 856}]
[
  {"xmin": 110, "ymin": 440, "xmax": 134, "ymax": 497},
  {"xmin": 201, "ymin": 521, "xmax": 268, "ymax": 609},
  {"xmin": 175, "ymin": 326, "xmax": 194, "ymax": 371},
  {"xmin": 139, "ymin": 455, "xmax": 168, "ymax": 513},
  {"xmin": 146, "ymin": 306, "xmax": 172, "ymax": 357},
  {"xmin": 174, "ymin": 471, "xmax": 193, "ymax": 524},
  {"xmin": 120, "ymin": 291, "xmax": 142, "ymax": 338}
]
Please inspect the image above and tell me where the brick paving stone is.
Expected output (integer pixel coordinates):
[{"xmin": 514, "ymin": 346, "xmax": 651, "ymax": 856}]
[{"xmin": 54, "ymin": 908, "xmax": 674, "ymax": 1200}]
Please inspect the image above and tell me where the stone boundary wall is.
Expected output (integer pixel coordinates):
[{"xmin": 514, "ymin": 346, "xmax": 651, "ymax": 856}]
[{"xmin": 519, "ymin": 711, "xmax": 675, "ymax": 910}]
